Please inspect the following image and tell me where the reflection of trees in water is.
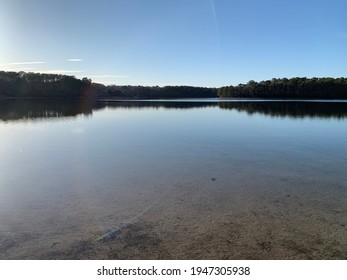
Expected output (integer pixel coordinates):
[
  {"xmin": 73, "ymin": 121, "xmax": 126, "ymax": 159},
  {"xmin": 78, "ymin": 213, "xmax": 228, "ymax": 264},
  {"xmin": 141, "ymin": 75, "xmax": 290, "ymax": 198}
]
[
  {"xmin": 103, "ymin": 101, "xmax": 216, "ymax": 110},
  {"xmin": 1, "ymin": 99, "xmax": 347, "ymax": 121},
  {"xmin": 0, "ymin": 100, "xmax": 215, "ymax": 121},
  {"xmin": 105, "ymin": 101, "xmax": 347, "ymax": 119},
  {"xmin": 0, "ymin": 99, "xmax": 99, "ymax": 122},
  {"xmin": 219, "ymin": 102, "xmax": 347, "ymax": 119}
]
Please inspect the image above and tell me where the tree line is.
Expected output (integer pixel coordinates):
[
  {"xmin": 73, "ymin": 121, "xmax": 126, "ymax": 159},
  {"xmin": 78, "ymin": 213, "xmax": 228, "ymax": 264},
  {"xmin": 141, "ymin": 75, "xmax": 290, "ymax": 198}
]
[
  {"xmin": 105, "ymin": 85, "xmax": 217, "ymax": 99},
  {"xmin": 1, "ymin": 71, "xmax": 347, "ymax": 99},
  {"xmin": 0, "ymin": 71, "xmax": 97, "ymax": 98},
  {"xmin": 0, "ymin": 71, "xmax": 217, "ymax": 99},
  {"xmin": 218, "ymin": 77, "xmax": 347, "ymax": 99}
]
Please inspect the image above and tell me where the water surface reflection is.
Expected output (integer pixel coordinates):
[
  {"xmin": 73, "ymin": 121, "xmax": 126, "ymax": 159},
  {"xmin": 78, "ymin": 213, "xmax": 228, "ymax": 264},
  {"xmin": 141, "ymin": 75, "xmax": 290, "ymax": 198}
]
[
  {"xmin": 0, "ymin": 98, "xmax": 346, "ymax": 259},
  {"xmin": 1, "ymin": 99, "xmax": 347, "ymax": 122}
]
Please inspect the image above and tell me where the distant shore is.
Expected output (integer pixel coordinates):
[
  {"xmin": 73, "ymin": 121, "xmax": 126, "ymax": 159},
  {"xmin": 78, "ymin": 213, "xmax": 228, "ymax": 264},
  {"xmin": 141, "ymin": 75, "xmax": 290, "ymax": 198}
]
[{"xmin": 1, "ymin": 71, "xmax": 347, "ymax": 99}]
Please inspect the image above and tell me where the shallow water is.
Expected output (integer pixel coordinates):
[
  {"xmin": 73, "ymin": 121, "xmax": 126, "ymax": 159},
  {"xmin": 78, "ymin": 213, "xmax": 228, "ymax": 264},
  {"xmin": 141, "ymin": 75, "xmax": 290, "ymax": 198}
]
[{"xmin": 0, "ymin": 99, "xmax": 346, "ymax": 259}]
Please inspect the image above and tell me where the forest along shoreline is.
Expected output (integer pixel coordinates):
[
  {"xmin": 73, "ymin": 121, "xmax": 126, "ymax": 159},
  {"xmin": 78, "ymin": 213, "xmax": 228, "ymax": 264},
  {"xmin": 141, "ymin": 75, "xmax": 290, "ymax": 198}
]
[{"xmin": 1, "ymin": 71, "xmax": 347, "ymax": 100}]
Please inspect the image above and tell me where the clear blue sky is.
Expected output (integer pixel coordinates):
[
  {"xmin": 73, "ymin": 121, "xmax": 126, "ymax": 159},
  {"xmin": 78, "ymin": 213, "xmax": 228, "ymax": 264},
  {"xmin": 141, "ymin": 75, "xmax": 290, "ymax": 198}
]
[{"xmin": 0, "ymin": 0, "xmax": 346, "ymax": 87}]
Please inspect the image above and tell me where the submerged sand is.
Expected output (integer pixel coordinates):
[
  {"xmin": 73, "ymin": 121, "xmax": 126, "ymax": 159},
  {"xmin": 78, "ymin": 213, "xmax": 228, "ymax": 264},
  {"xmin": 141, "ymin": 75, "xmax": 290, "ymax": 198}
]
[{"xmin": 1, "ymin": 171, "xmax": 346, "ymax": 260}]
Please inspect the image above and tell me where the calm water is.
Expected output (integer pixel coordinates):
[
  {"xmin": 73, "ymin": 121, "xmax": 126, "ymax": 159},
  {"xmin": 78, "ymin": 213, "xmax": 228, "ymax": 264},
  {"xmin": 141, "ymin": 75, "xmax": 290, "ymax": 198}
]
[{"xmin": 0, "ymin": 99, "xmax": 346, "ymax": 259}]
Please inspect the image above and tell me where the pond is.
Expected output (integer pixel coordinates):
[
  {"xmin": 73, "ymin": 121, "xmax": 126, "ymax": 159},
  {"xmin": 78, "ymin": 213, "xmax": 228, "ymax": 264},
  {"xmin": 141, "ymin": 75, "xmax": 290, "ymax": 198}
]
[{"xmin": 0, "ymin": 99, "xmax": 346, "ymax": 259}]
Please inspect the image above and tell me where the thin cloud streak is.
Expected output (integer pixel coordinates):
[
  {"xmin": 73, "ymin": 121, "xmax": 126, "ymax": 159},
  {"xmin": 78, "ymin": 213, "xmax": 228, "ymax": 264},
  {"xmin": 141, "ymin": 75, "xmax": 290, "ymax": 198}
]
[
  {"xmin": 89, "ymin": 75, "xmax": 128, "ymax": 78},
  {"xmin": 40, "ymin": 70, "xmax": 85, "ymax": 74},
  {"xmin": 5, "ymin": 68, "xmax": 35, "ymax": 71},
  {"xmin": 68, "ymin": 59, "xmax": 83, "ymax": 62},
  {"xmin": 0, "ymin": 61, "xmax": 46, "ymax": 66}
]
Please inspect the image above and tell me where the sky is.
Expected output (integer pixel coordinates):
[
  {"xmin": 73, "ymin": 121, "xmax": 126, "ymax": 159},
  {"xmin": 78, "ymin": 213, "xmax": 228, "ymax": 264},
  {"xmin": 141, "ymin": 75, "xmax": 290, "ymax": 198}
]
[{"xmin": 0, "ymin": 0, "xmax": 346, "ymax": 87}]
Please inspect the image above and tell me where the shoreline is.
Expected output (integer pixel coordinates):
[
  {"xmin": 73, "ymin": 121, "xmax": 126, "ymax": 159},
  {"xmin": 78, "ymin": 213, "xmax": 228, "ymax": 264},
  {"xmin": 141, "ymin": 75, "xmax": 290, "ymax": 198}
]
[{"xmin": 2, "ymin": 96, "xmax": 347, "ymax": 103}]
